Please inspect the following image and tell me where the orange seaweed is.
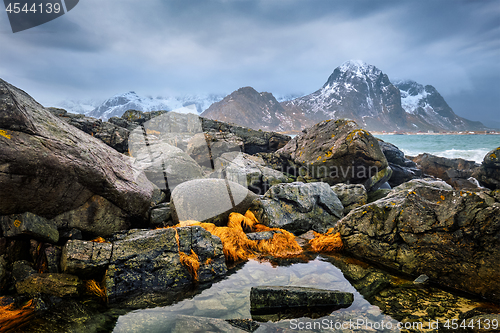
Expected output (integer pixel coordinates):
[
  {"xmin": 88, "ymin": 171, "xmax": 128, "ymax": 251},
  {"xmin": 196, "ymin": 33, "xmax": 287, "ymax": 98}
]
[
  {"xmin": 309, "ymin": 228, "xmax": 343, "ymax": 253},
  {"xmin": 0, "ymin": 297, "xmax": 35, "ymax": 332},
  {"xmin": 179, "ymin": 249, "xmax": 200, "ymax": 281}
]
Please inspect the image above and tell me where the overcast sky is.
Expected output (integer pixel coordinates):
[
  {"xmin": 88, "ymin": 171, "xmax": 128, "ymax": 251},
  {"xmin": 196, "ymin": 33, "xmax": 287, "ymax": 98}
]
[{"xmin": 1, "ymin": 0, "xmax": 499, "ymax": 125}]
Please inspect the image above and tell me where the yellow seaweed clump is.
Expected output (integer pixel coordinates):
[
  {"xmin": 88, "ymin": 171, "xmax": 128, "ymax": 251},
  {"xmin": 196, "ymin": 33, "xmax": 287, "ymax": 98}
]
[
  {"xmin": 309, "ymin": 228, "xmax": 343, "ymax": 253},
  {"xmin": 83, "ymin": 279, "xmax": 107, "ymax": 302},
  {"xmin": 179, "ymin": 249, "xmax": 200, "ymax": 281}
]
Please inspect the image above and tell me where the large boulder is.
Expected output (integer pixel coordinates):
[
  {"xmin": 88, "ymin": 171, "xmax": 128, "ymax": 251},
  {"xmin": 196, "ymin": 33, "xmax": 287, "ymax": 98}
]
[
  {"xmin": 411, "ymin": 153, "xmax": 480, "ymax": 190},
  {"xmin": 276, "ymin": 119, "xmax": 391, "ymax": 191},
  {"xmin": 0, "ymin": 79, "xmax": 157, "ymax": 219},
  {"xmin": 475, "ymin": 147, "xmax": 500, "ymax": 190},
  {"xmin": 15, "ymin": 273, "xmax": 81, "ymax": 297},
  {"xmin": 377, "ymin": 140, "xmax": 422, "ymax": 187},
  {"xmin": 251, "ymin": 182, "xmax": 344, "ymax": 234},
  {"xmin": 170, "ymin": 179, "xmax": 258, "ymax": 226},
  {"xmin": 61, "ymin": 226, "xmax": 227, "ymax": 301},
  {"xmin": 335, "ymin": 184, "xmax": 500, "ymax": 302}
]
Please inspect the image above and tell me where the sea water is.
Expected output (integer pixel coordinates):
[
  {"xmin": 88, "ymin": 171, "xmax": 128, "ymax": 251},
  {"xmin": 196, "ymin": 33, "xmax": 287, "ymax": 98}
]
[{"xmin": 376, "ymin": 134, "xmax": 500, "ymax": 163}]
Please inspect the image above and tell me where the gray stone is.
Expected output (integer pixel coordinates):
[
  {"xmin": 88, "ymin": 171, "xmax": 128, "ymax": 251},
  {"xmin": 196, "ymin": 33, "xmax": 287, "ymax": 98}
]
[
  {"xmin": 132, "ymin": 142, "xmax": 203, "ymax": 191},
  {"xmin": 212, "ymin": 151, "xmax": 292, "ymax": 195},
  {"xmin": 412, "ymin": 153, "xmax": 481, "ymax": 190},
  {"xmin": 378, "ymin": 140, "xmax": 422, "ymax": 187},
  {"xmin": 250, "ymin": 286, "xmax": 354, "ymax": 311},
  {"xmin": 149, "ymin": 203, "xmax": 172, "ymax": 227},
  {"xmin": 103, "ymin": 226, "xmax": 227, "ymax": 301},
  {"xmin": 413, "ymin": 274, "xmax": 429, "ymax": 285},
  {"xmin": 251, "ymin": 182, "xmax": 344, "ymax": 234},
  {"xmin": 0, "ymin": 212, "xmax": 59, "ymax": 243},
  {"xmin": 246, "ymin": 231, "xmax": 280, "ymax": 241},
  {"xmin": 331, "ymin": 183, "xmax": 368, "ymax": 214},
  {"xmin": 170, "ymin": 178, "xmax": 258, "ymax": 226}
]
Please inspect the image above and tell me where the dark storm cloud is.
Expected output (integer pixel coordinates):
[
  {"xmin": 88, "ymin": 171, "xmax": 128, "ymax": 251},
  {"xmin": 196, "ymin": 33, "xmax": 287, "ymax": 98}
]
[{"xmin": 0, "ymin": 0, "xmax": 498, "ymax": 123}]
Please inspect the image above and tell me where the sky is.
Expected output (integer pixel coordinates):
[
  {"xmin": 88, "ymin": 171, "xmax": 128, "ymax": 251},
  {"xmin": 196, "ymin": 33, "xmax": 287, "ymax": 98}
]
[{"xmin": 0, "ymin": 0, "xmax": 499, "ymax": 126}]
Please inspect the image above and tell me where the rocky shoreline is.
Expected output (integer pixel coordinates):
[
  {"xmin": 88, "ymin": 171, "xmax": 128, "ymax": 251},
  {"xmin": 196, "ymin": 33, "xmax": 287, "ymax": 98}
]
[{"xmin": 1, "ymin": 78, "xmax": 500, "ymax": 331}]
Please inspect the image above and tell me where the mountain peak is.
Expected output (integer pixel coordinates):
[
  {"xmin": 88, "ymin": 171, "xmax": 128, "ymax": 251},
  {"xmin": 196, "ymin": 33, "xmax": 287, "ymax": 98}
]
[{"xmin": 339, "ymin": 60, "xmax": 381, "ymax": 76}]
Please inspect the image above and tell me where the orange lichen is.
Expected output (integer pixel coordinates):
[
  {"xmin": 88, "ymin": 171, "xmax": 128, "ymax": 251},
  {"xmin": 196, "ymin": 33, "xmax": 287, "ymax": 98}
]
[
  {"xmin": 309, "ymin": 228, "xmax": 343, "ymax": 253},
  {"xmin": 13, "ymin": 219, "xmax": 21, "ymax": 228},
  {"xmin": 83, "ymin": 279, "xmax": 107, "ymax": 302},
  {"xmin": 440, "ymin": 195, "xmax": 445, "ymax": 201},
  {"xmin": 180, "ymin": 249, "xmax": 200, "ymax": 281},
  {"xmin": 0, "ymin": 129, "xmax": 11, "ymax": 139},
  {"xmin": 0, "ymin": 298, "xmax": 35, "ymax": 332},
  {"xmin": 90, "ymin": 237, "xmax": 106, "ymax": 243}
]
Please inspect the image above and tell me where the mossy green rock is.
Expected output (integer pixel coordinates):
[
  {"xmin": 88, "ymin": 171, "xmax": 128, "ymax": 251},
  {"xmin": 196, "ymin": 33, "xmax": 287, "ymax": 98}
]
[
  {"xmin": 0, "ymin": 212, "xmax": 59, "ymax": 243},
  {"xmin": 276, "ymin": 119, "xmax": 389, "ymax": 191},
  {"xmin": 476, "ymin": 146, "xmax": 500, "ymax": 190},
  {"xmin": 335, "ymin": 184, "xmax": 500, "ymax": 302},
  {"xmin": 15, "ymin": 273, "xmax": 81, "ymax": 297}
]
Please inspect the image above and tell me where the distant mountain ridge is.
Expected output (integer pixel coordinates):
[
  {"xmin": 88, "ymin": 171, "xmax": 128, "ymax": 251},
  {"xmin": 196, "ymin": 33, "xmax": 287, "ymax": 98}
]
[
  {"xmin": 61, "ymin": 91, "xmax": 225, "ymax": 120},
  {"xmin": 202, "ymin": 60, "xmax": 487, "ymax": 132},
  {"xmin": 55, "ymin": 60, "xmax": 488, "ymax": 132}
]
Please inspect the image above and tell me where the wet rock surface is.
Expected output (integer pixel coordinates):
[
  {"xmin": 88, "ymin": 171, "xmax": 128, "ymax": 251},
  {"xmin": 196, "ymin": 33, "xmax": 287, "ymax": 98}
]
[
  {"xmin": 275, "ymin": 119, "xmax": 390, "ymax": 191},
  {"xmin": 335, "ymin": 182, "xmax": 500, "ymax": 302},
  {"xmin": 15, "ymin": 273, "xmax": 81, "ymax": 297},
  {"xmin": 250, "ymin": 286, "xmax": 354, "ymax": 311},
  {"xmin": 251, "ymin": 182, "xmax": 344, "ymax": 234}
]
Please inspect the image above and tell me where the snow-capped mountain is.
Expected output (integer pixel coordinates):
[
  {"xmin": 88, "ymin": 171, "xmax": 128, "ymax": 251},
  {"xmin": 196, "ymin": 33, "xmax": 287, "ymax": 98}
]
[
  {"xmin": 278, "ymin": 60, "xmax": 486, "ymax": 132},
  {"xmin": 85, "ymin": 91, "xmax": 225, "ymax": 120},
  {"xmin": 281, "ymin": 60, "xmax": 408, "ymax": 131},
  {"xmin": 394, "ymin": 80, "xmax": 485, "ymax": 131}
]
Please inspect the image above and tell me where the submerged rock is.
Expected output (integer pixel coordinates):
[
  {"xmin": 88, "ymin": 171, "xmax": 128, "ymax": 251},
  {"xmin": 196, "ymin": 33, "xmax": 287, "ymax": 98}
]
[
  {"xmin": 335, "ymin": 183, "xmax": 500, "ymax": 302},
  {"xmin": 275, "ymin": 119, "xmax": 390, "ymax": 191},
  {"xmin": 170, "ymin": 178, "xmax": 257, "ymax": 226},
  {"xmin": 0, "ymin": 78, "xmax": 157, "ymax": 220},
  {"xmin": 250, "ymin": 286, "xmax": 353, "ymax": 311},
  {"xmin": 251, "ymin": 182, "xmax": 344, "ymax": 234}
]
